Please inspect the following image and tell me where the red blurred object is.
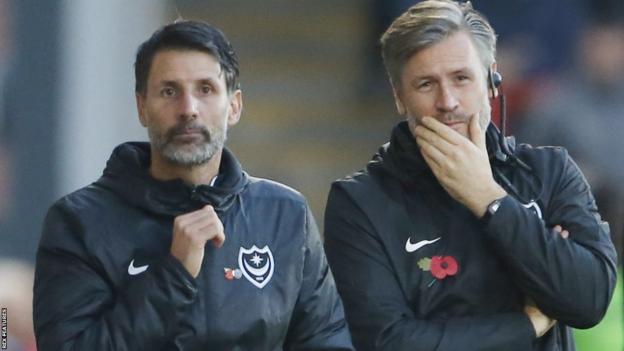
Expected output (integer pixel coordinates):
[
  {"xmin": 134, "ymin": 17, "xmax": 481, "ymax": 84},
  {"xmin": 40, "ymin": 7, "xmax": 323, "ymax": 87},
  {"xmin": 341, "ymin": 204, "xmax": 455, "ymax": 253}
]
[{"xmin": 430, "ymin": 256, "xmax": 459, "ymax": 279}]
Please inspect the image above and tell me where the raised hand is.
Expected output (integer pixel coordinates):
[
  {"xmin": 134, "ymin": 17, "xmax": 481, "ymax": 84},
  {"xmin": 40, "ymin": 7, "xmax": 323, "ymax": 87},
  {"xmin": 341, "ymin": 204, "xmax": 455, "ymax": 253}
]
[
  {"xmin": 170, "ymin": 205, "xmax": 225, "ymax": 278},
  {"xmin": 413, "ymin": 113, "xmax": 506, "ymax": 217}
]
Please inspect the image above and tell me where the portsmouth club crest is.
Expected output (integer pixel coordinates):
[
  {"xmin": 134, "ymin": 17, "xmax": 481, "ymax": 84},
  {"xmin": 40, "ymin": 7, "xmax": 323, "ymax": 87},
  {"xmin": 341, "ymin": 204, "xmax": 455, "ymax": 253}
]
[{"xmin": 238, "ymin": 245, "xmax": 274, "ymax": 289}]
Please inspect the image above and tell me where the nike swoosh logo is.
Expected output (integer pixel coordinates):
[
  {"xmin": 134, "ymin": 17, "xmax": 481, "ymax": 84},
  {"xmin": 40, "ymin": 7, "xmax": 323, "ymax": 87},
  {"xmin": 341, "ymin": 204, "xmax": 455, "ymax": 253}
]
[
  {"xmin": 405, "ymin": 237, "xmax": 441, "ymax": 253},
  {"xmin": 521, "ymin": 201, "xmax": 543, "ymax": 219},
  {"xmin": 128, "ymin": 259, "xmax": 149, "ymax": 275}
]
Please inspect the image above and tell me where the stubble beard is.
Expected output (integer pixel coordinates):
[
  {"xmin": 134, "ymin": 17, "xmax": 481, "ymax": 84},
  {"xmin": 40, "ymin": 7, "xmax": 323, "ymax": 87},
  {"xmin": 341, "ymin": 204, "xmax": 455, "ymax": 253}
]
[
  {"xmin": 409, "ymin": 94, "xmax": 492, "ymax": 139},
  {"xmin": 150, "ymin": 120, "xmax": 227, "ymax": 167},
  {"xmin": 477, "ymin": 94, "xmax": 492, "ymax": 131}
]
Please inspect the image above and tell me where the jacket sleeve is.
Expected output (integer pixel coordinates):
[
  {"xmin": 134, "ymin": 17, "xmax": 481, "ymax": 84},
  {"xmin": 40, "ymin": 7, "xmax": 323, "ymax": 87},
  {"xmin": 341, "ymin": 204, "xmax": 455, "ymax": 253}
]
[
  {"xmin": 34, "ymin": 202, "xmax": 198, "ymax": 351},
  {"xmin": 324, "ymin": 185, "xmax": 536, "ymax": 351},
  {"xmin": 485, "ymin": 149, "xmax": 618, "ymax": 328},
  {"xmin": 283, "ymin": 205, "xmax": 354, "ymax": 351}
]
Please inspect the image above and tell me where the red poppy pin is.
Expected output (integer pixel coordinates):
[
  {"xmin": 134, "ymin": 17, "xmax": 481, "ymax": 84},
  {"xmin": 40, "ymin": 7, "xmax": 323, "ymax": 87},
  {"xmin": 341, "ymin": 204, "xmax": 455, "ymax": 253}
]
[
  {"xmin": 418, "ymin": 255, "xmax": 459, "ymax": 286},
  {"xmin": 224, "ymin": 267, "xmax": 242, "ymax": 281}
]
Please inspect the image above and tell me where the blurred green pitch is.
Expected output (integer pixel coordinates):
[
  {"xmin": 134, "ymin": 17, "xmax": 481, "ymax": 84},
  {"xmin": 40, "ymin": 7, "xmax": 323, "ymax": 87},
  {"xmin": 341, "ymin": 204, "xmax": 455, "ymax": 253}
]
[{"xmin": 575, "ymin": 267, "xmax": 623, "ymax": 351}]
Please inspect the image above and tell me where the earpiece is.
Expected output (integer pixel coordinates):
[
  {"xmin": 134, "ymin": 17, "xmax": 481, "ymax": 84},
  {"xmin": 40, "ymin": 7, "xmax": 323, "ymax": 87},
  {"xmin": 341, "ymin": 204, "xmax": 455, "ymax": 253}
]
[
  {"xmin": 487, "ymin": 69, "xmax": 502, "ymax": 99},
  {"xmin": 484, "ymin": 67, "xmax": 538, "ymax": 201},
  {"xmin": 486, "ymin": 68, "xmax": 509, "ymax": 160},
  {"xmin": 491, "ymin": 71, "xmax": 502, "ymax": 88}
]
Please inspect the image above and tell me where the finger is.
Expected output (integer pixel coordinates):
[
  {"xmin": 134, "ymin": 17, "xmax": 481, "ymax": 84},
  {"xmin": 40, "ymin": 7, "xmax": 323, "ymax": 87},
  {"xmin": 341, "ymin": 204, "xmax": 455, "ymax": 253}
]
[
  {"xmin": 175, "ymin": 206, "xmax": 220, "ymax": 234},
  {"xmin": 174, "ymin": 206, "xmax": 217, "ymax": 232},
  {"xmin": 175, "ymin": 204, "xmax": 216, "ymax": 224},
  {"xmin": 184, "ymin": 214, "xmax": 219, "ymax": 232},
  {"xmin": 414, "ymin": 124, "xmax": 456, "ymax": 156},
  {"xmin": 416, "ymin": 136, "xmax": 447, "ymax": 169},
  {"xmin": 420, "ymin": 116, "xmax": 465, "ymax": 145},
  {"xmin": 199, "ymin": 221, "xmax": 225, "ymax": 248},
  {"xmin": 420, "ymin": 149, "xmax": 451, "ymax": 186},
  {"xmin": 469, "ymin": 113, "xmax": 486, "ymax": 152},
  {"xmin": 420, "ymin": 148, "xmax": 439, "ymax": 172},
  {"xmin": 553, "ymin": 225, "xmax": 570, "ymax": 239},
  {"xmin": 185, "ymin": 218, "xmax": 225, "ymax": 246},
  {"xmin": 180, "ymin": 215, "xmax": 216, "ymax": 238}
]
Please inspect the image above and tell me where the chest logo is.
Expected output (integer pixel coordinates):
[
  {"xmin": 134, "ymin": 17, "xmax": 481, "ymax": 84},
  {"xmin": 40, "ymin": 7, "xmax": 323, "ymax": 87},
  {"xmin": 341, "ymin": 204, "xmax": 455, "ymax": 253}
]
[
  {"xmin": 418, "ymin": 255, "xmax": 459, "ymax": 287},
  {"xmin": 405, "ymin": 237, "xmax": 441, "ymax": 253},
  {"xmin": 128, "ymin": 259, "xmax": 149, "ymax": 275},
  {"xmin": 238, "ymin": 245, "xmax": 274, "ymax": 289},
  {"xmin": 522, "ymin": 201, "xmax": 543, "ymax": 219}
]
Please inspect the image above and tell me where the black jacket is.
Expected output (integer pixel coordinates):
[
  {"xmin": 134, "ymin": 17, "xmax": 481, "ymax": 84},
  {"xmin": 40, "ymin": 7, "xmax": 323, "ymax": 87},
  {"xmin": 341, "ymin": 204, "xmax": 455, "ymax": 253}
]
[
  {"xmin": 324, "ymin": 122, "xmax": 617, "ymax": 351},
  {"xmin": 34, "ymin": 142, "xmax": 353, "ymax": 351}
]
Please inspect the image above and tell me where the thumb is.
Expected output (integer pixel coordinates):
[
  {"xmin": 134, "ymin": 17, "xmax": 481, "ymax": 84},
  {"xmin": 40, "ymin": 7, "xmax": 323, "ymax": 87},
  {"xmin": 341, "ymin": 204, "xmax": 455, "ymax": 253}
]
[{"xmin": 469, "ymin": 113, "xmax": 487, "ymax": 152}]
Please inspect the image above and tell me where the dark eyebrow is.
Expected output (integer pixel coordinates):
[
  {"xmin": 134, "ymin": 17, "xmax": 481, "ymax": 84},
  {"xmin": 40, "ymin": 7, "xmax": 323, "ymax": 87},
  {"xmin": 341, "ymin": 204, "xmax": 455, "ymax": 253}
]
[
  {"xmin": 157, "ymin": 77, "xmax": 219, "ymax": 87},
  {"xmin": 197, "ymin": 78, "xmax": 218, "ymax": 85},
  {"xmin": 158, "ymin": 80, "xmax": 179, "ymax": 87},
  {"xmin": 413, "ymin": 75, "xmax": 435, "ymax": 81}
]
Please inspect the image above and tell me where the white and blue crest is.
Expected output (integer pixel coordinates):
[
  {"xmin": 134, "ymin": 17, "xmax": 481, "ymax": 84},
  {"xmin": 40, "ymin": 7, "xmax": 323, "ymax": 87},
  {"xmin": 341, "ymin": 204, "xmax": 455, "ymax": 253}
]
[{"xmin": 238, "ymin": 245, "xmax": 274, "ymax": 289}]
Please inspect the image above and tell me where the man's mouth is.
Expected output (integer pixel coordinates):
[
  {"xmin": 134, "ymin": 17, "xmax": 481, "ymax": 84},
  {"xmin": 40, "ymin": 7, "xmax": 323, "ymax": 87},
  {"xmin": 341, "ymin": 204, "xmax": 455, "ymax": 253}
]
[
  {"xmin": 442, "ymin": 120, "xmax": 466, "ymax": 129},
  {"xmin": 168, "ymin": 124, "xmax": 209, "ymax": 142},
  {"xmin": 443, "ymin": 121, "xmax": 464, "ymax": 126},
  {"xmin": 176, "ymin": 129, "xmax": 203, "ymax": 136}
]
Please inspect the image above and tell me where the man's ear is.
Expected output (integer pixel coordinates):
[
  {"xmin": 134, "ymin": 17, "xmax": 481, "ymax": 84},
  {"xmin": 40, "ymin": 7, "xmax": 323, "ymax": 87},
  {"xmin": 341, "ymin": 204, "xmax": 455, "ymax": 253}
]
[
  {"xmin": 135, "ymin": 93, "xmax": 147, "ymax": 127},
  {"xmin": 392, "ymin": 87, "xmax": 407, "ymax": 116},
  {"xmin": 227, "ymin": 89, "xmax": 243, "ymax": 127}
]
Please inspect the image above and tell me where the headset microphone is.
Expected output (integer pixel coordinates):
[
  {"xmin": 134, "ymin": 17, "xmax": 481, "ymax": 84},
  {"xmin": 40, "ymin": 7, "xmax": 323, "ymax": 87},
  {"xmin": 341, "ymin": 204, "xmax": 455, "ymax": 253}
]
[
  {"xmin": 487, "ymin": 69, "xmax": 532, "ymax": 172},
  {"xmin": 487, "ymin": 68, "xmax": 542, "ymax": 205},
  {"xmin": 487, "ymin": 69, "xmax": 511, "ymax": 160}
]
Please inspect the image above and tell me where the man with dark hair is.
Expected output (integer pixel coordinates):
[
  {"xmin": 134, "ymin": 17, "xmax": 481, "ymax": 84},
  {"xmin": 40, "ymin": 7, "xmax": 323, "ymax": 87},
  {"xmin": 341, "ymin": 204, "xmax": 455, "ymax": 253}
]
[
  {"xmin": 34, "ymin": 21, "xmax": 353, "ymax": 350},
  {"xmin": 323, "ymin": 1, "xmax": 617, "ymax": 350}
]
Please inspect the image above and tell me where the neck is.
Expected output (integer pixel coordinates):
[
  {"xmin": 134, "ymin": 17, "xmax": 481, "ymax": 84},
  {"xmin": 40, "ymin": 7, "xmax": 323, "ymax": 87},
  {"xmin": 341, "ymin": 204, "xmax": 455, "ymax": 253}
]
[{"xmin": 149, "ymin": 149, "xmax": 222, "ymax": 186}]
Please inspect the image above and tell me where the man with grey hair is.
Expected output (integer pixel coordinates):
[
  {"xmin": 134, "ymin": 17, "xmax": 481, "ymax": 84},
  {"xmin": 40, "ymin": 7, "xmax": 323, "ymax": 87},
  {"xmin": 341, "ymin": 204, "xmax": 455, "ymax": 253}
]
[{"xmin": 324, "ymin": 1, "xmax": 617, "ymax": 350}]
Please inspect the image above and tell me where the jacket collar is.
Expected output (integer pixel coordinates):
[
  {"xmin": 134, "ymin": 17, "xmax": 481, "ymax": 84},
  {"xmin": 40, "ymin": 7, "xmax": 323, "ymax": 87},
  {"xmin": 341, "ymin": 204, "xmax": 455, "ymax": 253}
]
[{"xmin": 97, "ymin": 142, "xmax": 248, "ymax": 216}]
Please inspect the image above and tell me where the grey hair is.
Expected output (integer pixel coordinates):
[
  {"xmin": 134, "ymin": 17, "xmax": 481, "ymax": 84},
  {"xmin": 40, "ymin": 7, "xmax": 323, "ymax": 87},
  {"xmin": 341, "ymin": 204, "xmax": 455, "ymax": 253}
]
[{"xmin": 381, "ymin": 0, "xmax": 497, "ymax": 87}]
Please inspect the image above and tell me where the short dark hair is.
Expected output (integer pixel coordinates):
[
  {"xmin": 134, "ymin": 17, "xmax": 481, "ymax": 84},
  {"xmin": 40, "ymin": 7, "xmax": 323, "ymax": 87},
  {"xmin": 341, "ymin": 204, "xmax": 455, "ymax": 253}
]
[{"xmin": 134, "ymin": 20, "xmax": 240, "ymax": 95}]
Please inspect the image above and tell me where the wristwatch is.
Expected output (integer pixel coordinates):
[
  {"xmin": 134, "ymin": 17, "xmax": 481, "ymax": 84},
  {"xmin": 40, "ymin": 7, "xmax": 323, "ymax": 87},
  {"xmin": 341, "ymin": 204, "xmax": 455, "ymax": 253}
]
[{"xmin": 481, "ymin": 197, "xmax": 504, "ymax": 225}]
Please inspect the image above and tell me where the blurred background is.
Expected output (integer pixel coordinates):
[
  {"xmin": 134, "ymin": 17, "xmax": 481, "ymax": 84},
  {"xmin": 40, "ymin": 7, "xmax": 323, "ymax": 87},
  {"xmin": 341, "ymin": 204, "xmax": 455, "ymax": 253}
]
[{"xmin": 0, "ymin": 0, "xmax": 621, "ymax": 350}]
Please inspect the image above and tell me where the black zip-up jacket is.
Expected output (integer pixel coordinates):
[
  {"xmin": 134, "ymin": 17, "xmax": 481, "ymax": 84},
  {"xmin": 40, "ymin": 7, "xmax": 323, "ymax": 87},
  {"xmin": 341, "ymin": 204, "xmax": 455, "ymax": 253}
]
[
  {"xmin": 324, "ymin": 121, "xmax": 617, "ymax": 351},
  {"xmin": 34, "ymin": 142, "xmax": 353, "ymax": 351}
]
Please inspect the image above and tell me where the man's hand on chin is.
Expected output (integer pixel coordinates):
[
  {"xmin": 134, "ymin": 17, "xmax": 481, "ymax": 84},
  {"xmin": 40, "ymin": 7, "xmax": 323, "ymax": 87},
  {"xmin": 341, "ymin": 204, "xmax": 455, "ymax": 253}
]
[{"xmin": 413, "ymin": 113, "xmax": 506, "ymax": 217}]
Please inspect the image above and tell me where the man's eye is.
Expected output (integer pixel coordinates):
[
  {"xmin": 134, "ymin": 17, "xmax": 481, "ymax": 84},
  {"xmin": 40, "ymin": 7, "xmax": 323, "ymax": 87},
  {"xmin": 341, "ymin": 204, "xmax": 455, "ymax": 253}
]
[
  {"xmin": 161, "ymin": 88, "xmax": 176, "ymax": 97},
  {"xmin": 201, "ymin": 86, "xmax": 212, "ymax": 94},
  {"xmin": 418, "ymin": 81, "xmax": 432, "ymax": 90}
]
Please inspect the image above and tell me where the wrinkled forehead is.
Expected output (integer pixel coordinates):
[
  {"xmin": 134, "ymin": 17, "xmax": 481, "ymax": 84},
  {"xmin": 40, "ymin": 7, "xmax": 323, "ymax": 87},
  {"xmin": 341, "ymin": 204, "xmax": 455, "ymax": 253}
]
[{"xmin": 405, "ymin": 32, "xmax": 486, "ymax": 76}]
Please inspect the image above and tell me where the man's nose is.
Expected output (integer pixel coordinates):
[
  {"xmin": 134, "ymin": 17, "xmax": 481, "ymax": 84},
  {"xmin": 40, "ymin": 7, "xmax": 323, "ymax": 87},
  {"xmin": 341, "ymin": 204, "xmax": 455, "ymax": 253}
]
[
  {"xmin": 435, "ymin": 84, "xmax": 459, "ymax": 112},
  {"xmin": 179, "ymin": 92, "xmax": 199, "ymax": 119}
]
